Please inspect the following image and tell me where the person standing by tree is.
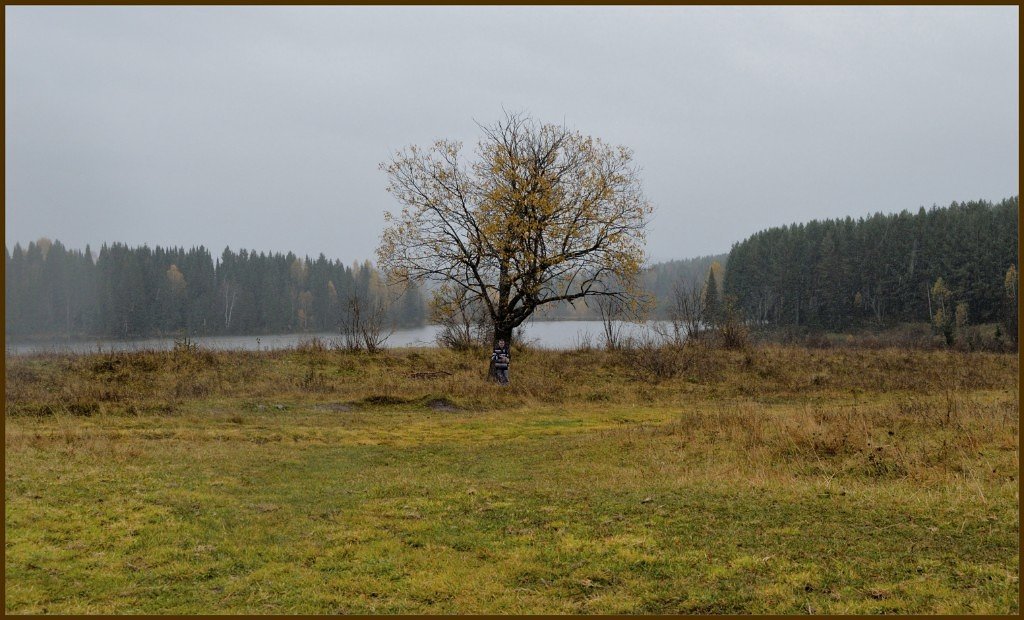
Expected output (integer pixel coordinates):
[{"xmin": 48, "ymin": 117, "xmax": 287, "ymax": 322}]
[{"xmin": 491, "ymin": 338, "xmax": 510, "ymax": 385}]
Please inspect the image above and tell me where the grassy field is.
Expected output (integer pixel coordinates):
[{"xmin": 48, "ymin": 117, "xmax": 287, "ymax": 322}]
[{"xmin": 4, "ymin": 341, "xmax": 1019, "ymax": 613}]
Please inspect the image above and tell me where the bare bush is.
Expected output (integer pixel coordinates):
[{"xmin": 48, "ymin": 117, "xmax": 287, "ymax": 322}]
[
  {"xmin": 340, "ymin": 293, "xmax": 392, "ymax": 353},
  {"xmin": 669, "ymin": 281, "xmax": 705, "ymax": 344},
  {"xmin": 571, "ymin": 331, "xmax": 596, "ymax": 352},
  {"xmin": 594, "ymin": 295, "xmax": 631, "ymax": 351},
  {"xmin": 296, "ymin": 337, "xmax": 328, "ymax": 354},
  {"xmin": 716, "ymin": 303, "xmax": 750, "ymax": 351},
  {"xmin": 430, "ymin": 285, "xmax": 490, "ymax": 351},
  {"xmin": 619, "ymin": 333, "xmax": 685, "ymax": 382},
  {"xmin": 172, "ymin": 335, "xmax": 200, "ymax": 355}
]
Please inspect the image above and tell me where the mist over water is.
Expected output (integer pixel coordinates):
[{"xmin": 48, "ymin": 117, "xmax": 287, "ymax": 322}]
[{"xmin": 4, "ymin": 320, "xmax": 675, "ymax": 356}]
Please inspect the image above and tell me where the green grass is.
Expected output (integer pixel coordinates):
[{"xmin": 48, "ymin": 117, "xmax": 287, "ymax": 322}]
[{"xmin": 4, "ymin": 344, "xmax": 1019, "ymax": 613}]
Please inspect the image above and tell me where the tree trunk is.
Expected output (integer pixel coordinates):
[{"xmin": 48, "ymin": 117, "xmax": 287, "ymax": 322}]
[
  {"xmin": 493, "ymin": 324, "xmax": 513, "ymax": 348},
  {"xmin": 925, "ymin": 283, "xmax": 933, "ymax": 323}
]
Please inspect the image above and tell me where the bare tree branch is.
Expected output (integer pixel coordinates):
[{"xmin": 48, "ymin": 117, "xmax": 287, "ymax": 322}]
[{"xmin": 378, "ymin": 111, "xmax": 654, "ymax": 357}]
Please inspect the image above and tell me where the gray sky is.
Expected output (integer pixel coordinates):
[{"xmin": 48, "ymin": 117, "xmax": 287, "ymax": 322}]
[{"xmin": 5, "ymin": 6, "xmax": 1019, "ymax": 265}]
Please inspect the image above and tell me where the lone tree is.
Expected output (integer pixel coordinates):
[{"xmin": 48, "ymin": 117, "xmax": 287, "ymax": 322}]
[{"xmin": 378, "ymin": 112, "xmax": 653, "ymax": 364}]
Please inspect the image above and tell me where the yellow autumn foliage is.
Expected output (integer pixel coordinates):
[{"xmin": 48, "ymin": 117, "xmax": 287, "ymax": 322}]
[{"xmin": 377, "ymin": 112, "xmax": 653, "ymax": 342}]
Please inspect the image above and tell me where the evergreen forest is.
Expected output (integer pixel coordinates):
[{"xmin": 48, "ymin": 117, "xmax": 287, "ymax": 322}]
[
  {"xmin": 4, "ymin": 243, "xmax": 426, "ymax": 339},
  {"xmin": 723, "ymin": 197, "xmax": 1018, "ymax": 332},
  {"xmin": 5, "ymin": 197, "xmax": 1017, "ymax": 341}
]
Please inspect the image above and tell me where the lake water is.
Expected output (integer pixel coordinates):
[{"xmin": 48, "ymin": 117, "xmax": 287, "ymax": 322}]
[{"xmin": 4, "ymin": 320, "xmax": 677, "ymax": 356}]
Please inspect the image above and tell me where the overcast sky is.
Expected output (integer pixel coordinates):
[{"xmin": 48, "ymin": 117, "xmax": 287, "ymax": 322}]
[{"xmin": 5, "ymin": 6, "xmax": 1019, "ymax": 265}]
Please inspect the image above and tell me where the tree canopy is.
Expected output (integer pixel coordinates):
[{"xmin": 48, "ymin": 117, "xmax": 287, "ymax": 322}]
[{"xmin": 377, "ymin": 112, "xmax": 653, "ymax": 346}]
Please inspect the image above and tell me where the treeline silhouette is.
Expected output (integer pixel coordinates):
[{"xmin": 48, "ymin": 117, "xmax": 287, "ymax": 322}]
[
  {"xmin": 4, "ymin": 238, "xmax": 732, "ymax": 339},
  {"xmin": 723, "ymin": 197, "xmax": 1018, "ymax": 332},
  {"xmin": 642, "ymin": 254, "xmax": 727, "ymax": 319},
  {"xmin": 4, "ymin": 242, "xmax": 426, "ymax": 339},
  {"xmin": 532, "ymin": 253, "xmax": 727, "ymax": 321},
  {"xmin": 6, "ymin": 197, "xmax": 1017, "ymax": 341}
]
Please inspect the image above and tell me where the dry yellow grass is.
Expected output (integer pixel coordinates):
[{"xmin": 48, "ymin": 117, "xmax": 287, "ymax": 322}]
[{"xmin": 4, "ymin": 343, "xmax": 1019, "ymax": 613}]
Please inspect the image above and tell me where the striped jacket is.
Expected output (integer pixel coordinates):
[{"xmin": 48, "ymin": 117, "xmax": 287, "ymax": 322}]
[{"xmin": 491, "ymin": 346, "xmax": 510, "ymax": 370}]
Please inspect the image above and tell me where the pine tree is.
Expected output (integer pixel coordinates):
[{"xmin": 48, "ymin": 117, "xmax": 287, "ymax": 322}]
[{"xmin": 703, "ymin": 265, "xmax": 720, "ymax": 328}]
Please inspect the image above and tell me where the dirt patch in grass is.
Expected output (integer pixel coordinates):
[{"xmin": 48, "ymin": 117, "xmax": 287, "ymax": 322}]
[
  {"xmin": 313, "ymin": 403, "xmax": 354, "ymax": 412},
  {"xmin": 357, "ymin": 394, "xmax": 411, "ymax": 407},
  {"xmin": 424, "ymin": 397, "xmax": 460, "ymax": 412}
]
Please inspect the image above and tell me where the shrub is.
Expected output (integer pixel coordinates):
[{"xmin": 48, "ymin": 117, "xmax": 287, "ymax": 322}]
[
  {"xmin": 296, "ymin": 337, "xmax": 329, "ymax": 354},
  {"xmin": 716, "ymin": 313, "xmax": 750, "ymax": 351},
  {"xmin": 627, "ymin": 342, "xmax": 683, "ymax": 382}
]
